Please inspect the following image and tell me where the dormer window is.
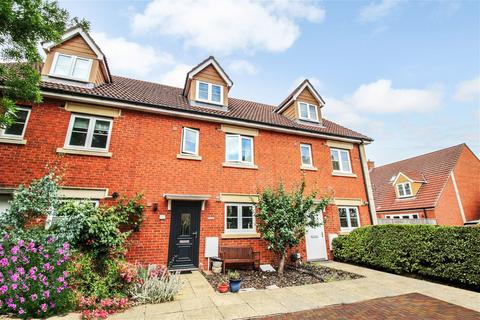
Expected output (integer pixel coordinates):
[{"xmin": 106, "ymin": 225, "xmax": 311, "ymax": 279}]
[
  {"xmin": 397, "ymin": 182, "xmax": 413, "ymax": 198},
  {"xmin": 196, "ymin": 81, "xmax": 223, "ymax": 105},
  {"xmin": 50, "ymin": 52, "xmax": 92, "ymax": 82},
  {"xmin": 298, "ymin": 102, "xmax": 319, "ymax": 122}
]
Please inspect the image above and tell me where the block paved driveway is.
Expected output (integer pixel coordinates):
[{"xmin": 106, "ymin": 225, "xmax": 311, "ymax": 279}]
[
  {"xmin": 253, "ymin": 292, "xmax": 480, "ymax": 320},
  {"xmin": 53, "ymin": 261, "xmax": 478, "ymax": 320}
]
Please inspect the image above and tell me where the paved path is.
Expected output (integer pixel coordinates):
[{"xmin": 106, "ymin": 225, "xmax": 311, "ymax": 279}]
[
  {"xmin": 253, "ymin": 292, "xmax": 480, "ymax": 320},
  {"xmin": 103, "ymin": 261, "xmax": 479, "ymax": 320}
]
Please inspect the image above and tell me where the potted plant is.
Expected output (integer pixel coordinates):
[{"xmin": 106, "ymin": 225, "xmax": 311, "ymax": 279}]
[
  {"xmin": 217, "ymin": 276, "xmax": 229, "ymax": 293},
  {"xmin": 228, "ymin": 270, "xmax": 242, "ymax": 293}
]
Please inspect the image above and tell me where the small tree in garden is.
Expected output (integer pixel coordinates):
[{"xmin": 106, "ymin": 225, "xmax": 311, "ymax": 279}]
[{"xmin": 257, "ymin": 181, "xmax": 330, "ymax": 275}]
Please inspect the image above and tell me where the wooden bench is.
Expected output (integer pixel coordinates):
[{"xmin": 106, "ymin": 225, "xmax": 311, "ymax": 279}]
[{"xmin": 219, "ymin": 247, "xmax": 260, "ymax": 273}]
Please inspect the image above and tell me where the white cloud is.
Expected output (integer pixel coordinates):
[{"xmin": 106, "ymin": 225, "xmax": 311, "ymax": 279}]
[
  {"xmin": 359, "ymin": 0, "xmax": 401, "ymax": 22},
  {"xmin": 132, "ymin": 0, "xmax": 325, "ymax": 55},
  {"xmin": 347, "ymin": 79, "xmax": 443, "ymax": 113},
  {"xmin": 91, "ymin": 32, "xmax": 174, "ymax": 78},
  {"xmin": 228, "ymin": 60, "xmax": 258, "ymax": 75},
  {"xmin": 158, "ymin": 64, "xmax": 193, "ymax": 87},
  {"xmin": 454, "ymin": 76, "xmax": 480, "ymax": 102}
]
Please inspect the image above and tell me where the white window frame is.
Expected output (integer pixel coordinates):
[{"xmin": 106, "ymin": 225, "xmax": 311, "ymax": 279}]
[
  {"xmin": 181, "ymin": 127, "xmax": 199, "ymax": 156},
  {"xmin": 338, "ymin": 206, "xmax": 361, "ymax": 231},
  {"xmin": 298, "ymin": 102, "xmax": 319, "ymax": 122},
  {"xmin": 385, "ymin": 213, "xmax": 419, "ymax": 219},
  {"xmin": 46, "ymin": 199, "xmax": 100, "ymax": 229},
  {"xmin": 300, "ymin": 143, "xmax": 313, "ymax": 167},
  {"xmin": 330, "ymin": 148, "xmax": 352, "ymax": 173},
  {"xmin": 0, "ymin": 107, "xmax": 31, "ymax": 139},
  {"xmin": 224, "ymin": 203, "xmax": 256, "ymax": 234},
  {"xmin": 49, "ymin": 52, "xmax": 93, "ymax": 82},
  {"xmin": 64, "ymin": 114, "xmax": 113, "ymax": 152},
  {"xmin": 225, "ymin": 134, "xmax": 254, "ymax": 165},
  {"xmin": 195, "ymin": 81, "xmax": 224, "ymax": 105},
  {"xmin": 397, "ymin": 182, "xmax": 413, "ymax": 198}
]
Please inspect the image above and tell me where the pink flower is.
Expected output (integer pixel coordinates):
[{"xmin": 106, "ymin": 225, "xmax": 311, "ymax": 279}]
[
  {"xmin": 43, "ymin": 290, "xmax": 50, "ymax": 298},
  {"xmin": 10, "ymin": 246, "xmax": 19, "ymax": 255},
  {"xmin": 30, "ymin": 294, "xmax": 37, "ymax": 301},
  {"xmin": 0, "ymin": 258, "xmax": 8, "ymax": 267},
  {"xmin": 11, "ymin": 284, "xmax": 17, "ymax": 290},
  {"xmin": 40, "ymin": 303, "xmax": 47, "ymax": 312}
]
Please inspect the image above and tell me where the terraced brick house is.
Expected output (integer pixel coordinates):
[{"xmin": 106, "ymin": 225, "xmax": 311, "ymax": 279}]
[
  {"xmin": 0, "ymin": 28, "xmax": 377, "ymax": 270},
  {"xmin": 370, "ymin": 144, "xmax": 480, "ymax": 226}
]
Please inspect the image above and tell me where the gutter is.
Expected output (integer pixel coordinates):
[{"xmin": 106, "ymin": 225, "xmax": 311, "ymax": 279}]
[
  {"xmin": 358, "ymin": 142, "xmax": 378, "ymax": 225},
  {"xmin": 40, "ymin": 89, "xmax": 372, "ymax": 145}
]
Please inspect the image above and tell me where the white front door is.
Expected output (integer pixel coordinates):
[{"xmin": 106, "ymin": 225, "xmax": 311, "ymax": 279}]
[{"xmin": 305, "ymin": 211, "xmax": 328, "ymax": 261}]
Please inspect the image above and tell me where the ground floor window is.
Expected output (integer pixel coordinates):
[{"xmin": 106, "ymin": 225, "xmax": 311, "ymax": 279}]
[
  {"xmin": 385, "ymin": 213, "xmax": 419, "ymax": 219},
  {"xmin": 225, "ymin": 203, "xmax": 255, "ymax": 233},
  {"xmin": 0, "ymin": 195, "xmax": 12, "ymax": 216},
  {"xmin": 338, "ymin": 206, "xmax": 360, "ymax": 231}
]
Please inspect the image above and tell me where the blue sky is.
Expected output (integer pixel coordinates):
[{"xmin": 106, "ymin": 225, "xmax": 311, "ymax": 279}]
[{"xmin": 58, "ymin": 0, "xmax": 479, "ymax": 165}]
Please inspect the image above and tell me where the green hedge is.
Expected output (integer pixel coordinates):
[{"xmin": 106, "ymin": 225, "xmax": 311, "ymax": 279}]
[{"xmin": 332, "ymin": 225, "xmax": 480, "ymax": 289}]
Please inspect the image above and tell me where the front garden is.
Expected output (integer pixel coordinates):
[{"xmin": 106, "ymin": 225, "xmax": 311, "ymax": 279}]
[{"xmin": 0, "ymin": 172, "xmax": 182, "ymax": 319}]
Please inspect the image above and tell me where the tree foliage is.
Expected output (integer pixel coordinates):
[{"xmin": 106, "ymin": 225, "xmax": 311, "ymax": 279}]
[
  {"xmin": 257, "ymin": 181, "xmax": 330, "ymax": 274},
  {"xmin": 0, "ymin": 0, "xmax": 89, "ymax": 128}
]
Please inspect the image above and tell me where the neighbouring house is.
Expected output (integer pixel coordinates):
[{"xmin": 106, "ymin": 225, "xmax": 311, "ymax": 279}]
[
  {"xmin": 0, "ymin": 28, "xmax": 377, "ymax": 270},
  {"xmin": 370, "ymin": 144, "xmax": 480, "ymax": 226}
]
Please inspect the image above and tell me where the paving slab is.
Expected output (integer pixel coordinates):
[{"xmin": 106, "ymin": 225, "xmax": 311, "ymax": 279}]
[
  {"xmin": 145, "ymin": 300, "xmax": 182, "ymax": 315},
  {"xmin": 217, "ymin": 303, "xmax": 258, "ymax": 320},
  {"xmin": 183, "ymin": 307, "xmax": 223, "ymax": 320},
  {"xmin": 210, "ymin": 293, "xmax": 245, "ymax": 306},
  {"xmin": 180, "ymin": 296, "xmax": 215, "ymax": 311}
]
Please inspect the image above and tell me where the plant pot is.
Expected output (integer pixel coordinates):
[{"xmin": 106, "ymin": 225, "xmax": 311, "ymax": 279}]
[
  {"xmin": 212, "ymin": 266, "xmax": 222, "ymax": 274},
  {"xmin": 218, "ymin": 283, "xmax": 229, "ymax": 293},
  {"xmin": 229, "ymin": 279, "xmax": 242, "ymax": 293},
  {"xmin": 212, "ymin": 261, "xmax": 222, "ymax": 268}
]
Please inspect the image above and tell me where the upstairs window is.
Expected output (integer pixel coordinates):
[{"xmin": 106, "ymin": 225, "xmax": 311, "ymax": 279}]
[
  {"xmin": 397, "ymin": 182, "xmax": 413, "ymax": 198},
  {"xmin": 298, "ymin": 102, "xmax": 318, "ymax": 122},
  {"xmin": 225, "ymin": 204, "xmax": 255, "ymax": 233},
  {"xmin": 300, "ymin": 143, "xmax": 313, "ymax": 167},
  {"xmin": 330, "ymin": 148, "xmax": 352, "ymax": 173},
  {"xmin": 181, "ymin": 127, "xmax": 199, "ymax": 155},
  {"xmin": 196, "ymin": 81, "xmax": 223, "ymax": 104},
  {"xmin": 65, "ymin": 114, "xmax": 112, "ymax": 151},
  {"xmin": 225, "ymin": 134, "xmax": 253, "ymax": 164},
  {"xmin": 1, "ymin": 107, "xmax": 31, "ymax": 139},
  {"xmin": 51, "ymin": 53, "xmax": 92, "ymax": 82},
  {"xmin": 338, "ymin": 206, "xmax": 360, "ymax": 231}
]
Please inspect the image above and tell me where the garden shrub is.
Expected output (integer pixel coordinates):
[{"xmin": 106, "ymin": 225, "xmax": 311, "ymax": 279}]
[
  {"xmin": 129, "ymin": 265, "xmax": 182, "ymax": 305},
  {"xmin": 0, "ymin": 231, "xmax": 74, "ymax": 318},
  {"xmin": 333, "ymin": 225, "xmax": 480, "ymax": 289}
]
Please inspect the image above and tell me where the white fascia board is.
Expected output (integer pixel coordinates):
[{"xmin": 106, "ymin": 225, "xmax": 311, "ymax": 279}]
[
  {"xmin": 187, "ymin": 58, "xmax": 233, "ymax": 87},
  {"xmin": 42, "ymin": 28, "xmax": 103, "ymax": 59}
]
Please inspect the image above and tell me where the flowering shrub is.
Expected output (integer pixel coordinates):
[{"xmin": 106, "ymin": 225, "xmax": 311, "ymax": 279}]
[
  {"xmin": 0, "ymin": 232, "xmax": 74, "ymax": 318},
  {"xmin": 79, "ymin": 296, "xmax": 129, "ymax": 320},
  {"xmin": 129, "ymin": 264, "xmax": 182, "ymax": 305}
]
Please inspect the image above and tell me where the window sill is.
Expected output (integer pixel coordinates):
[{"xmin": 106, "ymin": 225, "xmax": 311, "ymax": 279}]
[
  {"xmin": 221, "ymin": 233, "xmax": 261, "ymax": 239},
  {"xmin": 339, "ymin": 229, "xmax": 358, "ymax": 235},
  {"xmin": 56, "ymin": 147, "xmax": 112, "ymax": 158},
  {"xmin": 177, "ymin": 153, "xmax": 202, "ymax": 161},
  {"xmin": 300, "ymin": 165, "xmax": 318, "ymax": 171},
  {"xmin": 222, "ymin": 162, "xmax": 258, "ymax": 170},
  {"xmin": 0, "ymin": 137, "xmax": 27, "ymax": 145},
  {"xmin": 332, "ymin": 171, "xmax": 357, "ymax": 178}
]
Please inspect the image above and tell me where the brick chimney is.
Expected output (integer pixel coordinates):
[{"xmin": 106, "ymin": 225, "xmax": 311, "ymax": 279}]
[{"xmin": 367, "ymin": 160, "xmax": 375, "ymax": 170}]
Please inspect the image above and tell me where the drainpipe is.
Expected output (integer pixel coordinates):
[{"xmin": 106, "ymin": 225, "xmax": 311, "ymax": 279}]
[{"xmin": 359, "ymin": 141, "xmax": 378, "ymax": 225}]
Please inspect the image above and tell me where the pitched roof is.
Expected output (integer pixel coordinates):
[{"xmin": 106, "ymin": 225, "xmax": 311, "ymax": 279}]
[
  {"xmin": 370, "ymin": 144, "xmax": 466, "ymax": 212},
  {"xmin": 275, "ymin": 79, "xmax": 325, "ymax": 113},
  {"xmin": 40, "ymin": 76, "xmax": 372, "ymax": 141}
]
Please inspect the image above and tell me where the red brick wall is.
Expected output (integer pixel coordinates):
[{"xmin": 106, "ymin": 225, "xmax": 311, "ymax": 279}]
[
  {"xmin": 434, "ymin": 176, "xmax": 464, "ymax": 226},
  {"xmin": 0, "ymin": 100, "xmax": 373, "ymax": 266},
  {"xmin": 452, "ymin": 147, "xmax": 480, "ymax": 222}
]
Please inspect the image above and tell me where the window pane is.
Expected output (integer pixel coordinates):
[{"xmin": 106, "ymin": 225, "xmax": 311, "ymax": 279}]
[
  {"xmin": 72, "ymin": 58, "xmax": 90, "ymax": 80},
  {"xmin": 183, "ymin": 129, "xmax": 198, "ymax": 154},
  {"xmin": 241, "ymin": 206, "xmax": 253, "ymax": 230},
  {"xmin": 53, "ymin": 55, "xmax": 72, "ymax": 76},
  {"xmin": 226, "ymin": 206, "xmax": 238, "ymax": 230},
  {"xmin": 299, "ymin": 103, "xmax": 309, "ymax": 118},
  {"xmin": 91, "ymin": 120, "xmax": 110, "ymax": 149},
  {"xmin": 349, "ymin": 208, "xmax": 359, "ymax": 227},
  {"xmin": 241, "ymin": 137, "xmax": 252, "ymax": 163},
  {"xmin": 211, "ymin": 85, "xmax": 221, "ymax": 102},
  {"xmin": 301, "ymin": 144, "xmax": 312, "ymax": 166},
  {"xmin": 340, "ymin": 150, "xmax": 351, "ymax": 172},
  {"xmin": 180, "ymin": 213, "xmax": 191, "ymax": 235},
  {"xmin": 69, "ymin": 117, "xmax": 90, "ymax": 146},
  {"xmin": 309, "ymin": 105, "xmax": 318, "ymax": 120},
  {"xmin": 404, "ymin": 183, "xmax": 412, "ymax": 195},
  {"xmin": 4, "ymin": 110, "xmax": 28, "ymax": 136},
  {"xmin": 198, "ymin": 82, "xmax": 209, "ymax": 100},
  {"xmin": 331, "ymin": 150, "xmax": 340, "ymax": 171},
  {"xmin": 226, "ymin": 135, "xmax": 239, "ymax": 161},
  {"xmin": 338, "ymin": 208, "xmax": 348, "ymax": 228},
  {"xmin": 398, "ymin": 184, "xmax": 405, "ymax": 196}
]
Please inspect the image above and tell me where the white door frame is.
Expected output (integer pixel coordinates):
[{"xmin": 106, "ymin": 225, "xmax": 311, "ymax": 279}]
[{"xmin": 305, "ymin": 210, "xmax": 328, "ymax": 261}]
